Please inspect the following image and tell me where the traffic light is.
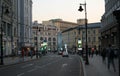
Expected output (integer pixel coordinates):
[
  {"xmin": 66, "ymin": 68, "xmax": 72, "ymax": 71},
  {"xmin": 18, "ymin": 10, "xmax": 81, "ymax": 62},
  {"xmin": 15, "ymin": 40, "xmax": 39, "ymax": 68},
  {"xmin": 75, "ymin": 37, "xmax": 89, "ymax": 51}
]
[
  {"xmin": 113, "ymin": 10, "xmax": 120, "ymax": 24},
  {"xmin": 78, "ymin": 39, "xmax": 82, "ymax": 48},
  {"xmin": 44, "ymin": 45, "xmax": 47, "ymax": 49},
  {"xmin": 78, "ymin": 44, "xmax": 81, "ymax": 48}
]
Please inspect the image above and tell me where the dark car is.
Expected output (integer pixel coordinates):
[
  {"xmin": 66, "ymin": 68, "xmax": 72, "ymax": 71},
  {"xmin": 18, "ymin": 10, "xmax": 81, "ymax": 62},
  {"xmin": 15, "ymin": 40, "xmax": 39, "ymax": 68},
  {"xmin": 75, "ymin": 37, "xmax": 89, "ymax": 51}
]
[{"xmin": 58, "ymin": 51, "xmax": 62, "ymax": 55}]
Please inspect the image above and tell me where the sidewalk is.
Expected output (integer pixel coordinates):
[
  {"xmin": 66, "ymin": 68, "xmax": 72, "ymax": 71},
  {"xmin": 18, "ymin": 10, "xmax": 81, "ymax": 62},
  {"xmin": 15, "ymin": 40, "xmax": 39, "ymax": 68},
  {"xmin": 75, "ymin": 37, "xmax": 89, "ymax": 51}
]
[
  {"xmin": 84, "ymin": 55, "xmax": 119, "ymax": 76},
  {"xmin": 0, "ymin": 56, "xmax": 36, "ymax": 67}
]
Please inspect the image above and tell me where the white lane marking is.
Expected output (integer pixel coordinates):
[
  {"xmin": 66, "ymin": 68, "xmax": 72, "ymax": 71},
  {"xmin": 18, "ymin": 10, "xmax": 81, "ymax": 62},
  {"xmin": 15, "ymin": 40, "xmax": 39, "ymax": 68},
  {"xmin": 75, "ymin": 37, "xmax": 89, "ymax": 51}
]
[
  {"xmin": 21, "ymin": 63, "xmax": 33, "ymax": 68},
  {"xmin": 27, "ymin": 59, "xmax": 62, "ymax": 72},
  {"xmin": 62, "ymin": 63, "xmax": 68, "ymax": 68},
  {"xmin": 17, "ymin": 73, "xmax": 24, "ymax": 76},
  {"xmin": 27, "ymin": 68, "xmax": 37, "ymax": 72}
]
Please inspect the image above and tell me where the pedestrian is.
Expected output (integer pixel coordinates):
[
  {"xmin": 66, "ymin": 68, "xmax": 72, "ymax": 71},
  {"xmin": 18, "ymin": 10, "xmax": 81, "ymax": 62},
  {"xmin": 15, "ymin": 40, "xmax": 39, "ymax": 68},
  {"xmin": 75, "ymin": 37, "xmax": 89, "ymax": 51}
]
[
  {"xmin": 91, "ymin": 48, "xmax": 94, "ymax": 57},
  {"xmin": 88, "ymin": 49, "xmax": 91, "ymax": 57},
  {"xmin": 22, "ymin": 49, "xmax": 24, "ymax": 57},
  {"xmin": 30, "ymin": 49, "xmax": 33, "ymax": 59},
  {"xmin": 95, "ymin": 50, "xmax": 98, "ymax": 56},
  {"xmin": 106, "ymin": 44, "xmax": 116, "ymax": 72},
  {"xmin": 21, "ymin": 49, "xmax": 25, "ymax": 61},
  {"xmin": 36, "ymin": 49, "xmax": 39, "ymax": 59},
  {"xmin": 101, "ymin": 48, "xmax": 106, "ymax": 63}
]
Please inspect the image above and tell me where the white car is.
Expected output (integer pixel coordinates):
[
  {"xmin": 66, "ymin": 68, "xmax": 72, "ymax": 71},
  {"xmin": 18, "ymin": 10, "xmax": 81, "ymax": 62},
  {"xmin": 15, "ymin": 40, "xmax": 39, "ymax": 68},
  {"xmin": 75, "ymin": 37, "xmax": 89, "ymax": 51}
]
[{"xmin": 62, "ymin": 51, "xmax": 69, "ymax": 57}]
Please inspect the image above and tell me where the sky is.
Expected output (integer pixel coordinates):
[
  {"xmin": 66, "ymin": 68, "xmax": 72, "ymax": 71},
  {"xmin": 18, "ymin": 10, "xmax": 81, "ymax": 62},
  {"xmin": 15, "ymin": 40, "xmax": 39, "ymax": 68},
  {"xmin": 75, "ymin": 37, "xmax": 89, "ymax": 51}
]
[{"xmin": 32, "ymin": 0, "xmax": 105, "ymax": 23}]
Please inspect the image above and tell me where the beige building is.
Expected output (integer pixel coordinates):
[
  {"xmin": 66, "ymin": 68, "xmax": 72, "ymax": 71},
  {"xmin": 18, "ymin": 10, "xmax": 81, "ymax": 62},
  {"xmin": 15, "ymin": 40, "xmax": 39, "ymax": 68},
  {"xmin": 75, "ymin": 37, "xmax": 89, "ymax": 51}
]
[
  {"xmin": 43, "ymin": 19, "xmax": 78, "ymax": 32},
  {"xmin": 42, "ymin": 19, "xmax": 79, "ymax": 51},
  {"xmin": 32, "ymin": 21, "xmax": 58, "ymax": 51},
  {"xmin": 77, "ymin": 19, "xmax": 87, "ymax": 25},
  {"xmin": 62, "ymin": 22, "xmax": 101, "ymax": 52}
]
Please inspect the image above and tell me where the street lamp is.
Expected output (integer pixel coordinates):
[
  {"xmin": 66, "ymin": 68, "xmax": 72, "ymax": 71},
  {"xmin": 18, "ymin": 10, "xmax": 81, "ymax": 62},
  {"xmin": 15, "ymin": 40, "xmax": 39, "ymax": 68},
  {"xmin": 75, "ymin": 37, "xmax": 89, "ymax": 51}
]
[
  {"xmin": 0, "ymin": 5, "xmax": 9, "ymax": 65},
  {"xmin": 78, "ymin": 1, "xmax": 89, "ymax": 65}
]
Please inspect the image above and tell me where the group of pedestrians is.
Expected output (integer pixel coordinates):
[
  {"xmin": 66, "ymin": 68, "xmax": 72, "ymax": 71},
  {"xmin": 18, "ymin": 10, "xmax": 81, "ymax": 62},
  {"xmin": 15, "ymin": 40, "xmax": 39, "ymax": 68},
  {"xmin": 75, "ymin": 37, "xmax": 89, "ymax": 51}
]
[{"xmin": 101, "ymin": 44, "xmax": 117, "ymax": 72}]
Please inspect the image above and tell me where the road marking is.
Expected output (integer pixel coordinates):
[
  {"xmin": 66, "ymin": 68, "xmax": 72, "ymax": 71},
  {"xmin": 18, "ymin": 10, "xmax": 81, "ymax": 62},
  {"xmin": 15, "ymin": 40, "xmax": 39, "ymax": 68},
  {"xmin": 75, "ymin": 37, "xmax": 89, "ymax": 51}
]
[
  {"xmin": 27, "ymin": 68, "xmax": 37, "ymax": 72},
  {"xmin": 21, "ymin": 63, "xmax": 33, "ymax": 68},
  {"xmin": 17, "ymin": 73, "xmax": 24, "ymax": 76},
  {"xmin": 62, "ymin": 63, "xmax": 68, "ymax": 68},
  {"xmin": 27, "ymin": 58, "xmax": 62, "ymax": 73}
]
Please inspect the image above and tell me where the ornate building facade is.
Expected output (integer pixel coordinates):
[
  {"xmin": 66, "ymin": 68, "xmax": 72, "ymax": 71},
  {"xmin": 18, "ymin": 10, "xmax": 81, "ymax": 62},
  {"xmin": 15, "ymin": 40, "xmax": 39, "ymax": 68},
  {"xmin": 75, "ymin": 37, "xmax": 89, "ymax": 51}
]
[
  {"xmin": 0, "ymin": 0, "xmax": 18, "ymax": 56},
  {"xmin": 32, "ymin": 21, "xmax": 58, "ymax": 51},
  {"xmin": 101, "ymin": 0, "xmax": 120, "ymax": 49},
  {"xmin": 0, "ymin": 0, "xmax": 32, "ymax": 56}
]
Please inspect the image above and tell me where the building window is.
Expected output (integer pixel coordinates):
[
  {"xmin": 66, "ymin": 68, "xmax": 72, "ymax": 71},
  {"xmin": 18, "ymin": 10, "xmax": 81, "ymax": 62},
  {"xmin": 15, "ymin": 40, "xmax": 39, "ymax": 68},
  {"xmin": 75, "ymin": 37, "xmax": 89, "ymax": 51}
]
[
  {"xmin": 88, "ymin": 30, "xmax": 90, "ymax": 34},
  {"xmin": 48, "ymin": 42, "xmax": 51, "ymax": 45},
  {"xmin": 48, "ymin": 38, "xmax": 51, "ymax": 41},
  {"xmin": 53, "ymin": 42, "xmax": 56, "ymax": 45},
  {"xmin": 34, "ymin": 37, "xmax": 37, "ymax": 40},
  {"xmin": 53, "ymin": 38, "xmax": 56, "ymax": 41},
  {"xmin": 93, "ymin": 30, "xmax": 96, "ymax": 34},
  {"xmin": 82, "ymin": 31, "xmax": 85, "ymax": 34},
  {"xmin": 40, "ymin": 37, "xmax": 43, "ymax": 41},
  {"xmin": 93, "ymin": 37, "xmax": 96, "ymax": 42},
  {"xmin": 88, "ymin": 37, "xmax": 91, "ymax": 42},
  {"xmin": 7, "ymin": 23, "xmax": 12, "ymax": 36}
]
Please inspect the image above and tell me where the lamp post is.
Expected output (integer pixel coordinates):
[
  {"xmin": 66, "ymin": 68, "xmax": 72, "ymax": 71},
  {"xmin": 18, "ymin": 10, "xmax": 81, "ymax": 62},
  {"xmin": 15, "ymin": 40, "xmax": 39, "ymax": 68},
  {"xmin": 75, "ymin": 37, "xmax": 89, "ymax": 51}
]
[{"xmin": 78, "ymin": 1, "xmax": 89, "ymax": 65}]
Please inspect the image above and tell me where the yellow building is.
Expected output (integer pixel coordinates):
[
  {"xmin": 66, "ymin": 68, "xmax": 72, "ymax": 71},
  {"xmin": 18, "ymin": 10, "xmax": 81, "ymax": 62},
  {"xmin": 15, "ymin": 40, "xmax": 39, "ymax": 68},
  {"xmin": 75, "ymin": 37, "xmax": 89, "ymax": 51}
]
[
  {"xmin": 43, "ymin": 19, "xmax": 78, "ymax": 32},
  {"xmin": 42, "ymin": 19, "xmax": 79, "ymax": 51},
  {"xmin": 62, "ymin": 22, "xmax": 101, "ymax": 52}
]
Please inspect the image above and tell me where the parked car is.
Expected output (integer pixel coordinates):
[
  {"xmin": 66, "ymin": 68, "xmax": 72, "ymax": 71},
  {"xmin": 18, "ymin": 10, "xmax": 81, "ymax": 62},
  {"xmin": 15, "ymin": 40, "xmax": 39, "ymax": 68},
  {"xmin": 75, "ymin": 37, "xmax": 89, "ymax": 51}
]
[{"xmin": 62, "ymin": 51, "xmax": 69, "ymax": 57}]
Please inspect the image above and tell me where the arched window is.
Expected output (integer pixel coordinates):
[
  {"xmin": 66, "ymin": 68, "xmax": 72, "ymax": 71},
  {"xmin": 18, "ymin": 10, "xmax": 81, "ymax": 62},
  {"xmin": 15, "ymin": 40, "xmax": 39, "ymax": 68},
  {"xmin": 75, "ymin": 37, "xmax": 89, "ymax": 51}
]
[{"xmin": 48, "ymin": 38, "xmax": 51, "ymax": 41}]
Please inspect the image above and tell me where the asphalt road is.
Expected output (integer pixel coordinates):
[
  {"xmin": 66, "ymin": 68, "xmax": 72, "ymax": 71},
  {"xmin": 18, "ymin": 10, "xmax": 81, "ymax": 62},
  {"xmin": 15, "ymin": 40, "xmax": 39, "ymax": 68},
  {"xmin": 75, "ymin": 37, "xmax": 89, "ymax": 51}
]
[{"xmin": 0, "ymin": 53, "xmax": 82, "ymax": 76}]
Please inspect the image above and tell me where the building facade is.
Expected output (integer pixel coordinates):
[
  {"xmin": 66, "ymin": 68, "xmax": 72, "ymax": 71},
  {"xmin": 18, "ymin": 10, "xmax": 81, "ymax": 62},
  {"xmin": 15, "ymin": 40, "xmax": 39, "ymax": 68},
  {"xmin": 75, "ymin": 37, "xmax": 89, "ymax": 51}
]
[
  {"xmin": 62, "ymin": 22, "xmax": 101, "ymax": 52},
  {"xmin": 0, "ymin": 0, "xmax": 18, "ymax": 56},
  {"xmin": 42, "ymin": 19, "xmax": 79, "ymax": 51},
  {"xmin": 77, "ymin": 19, "xmax": 86, "ymax": 25},
  {"xmin": 32, "ymin": 21, "xmax": 58, "ymax": 52},
  {"xmin": 0, "ymin": 0, "xmax": 32, "ymax": 56},
  {"xmin": 101, "ymin": 0, "xmax": 120, "ymax": 49},
  {"xmin": 18, "ymin": 0, "xmax": 33, "ymax": 50}
]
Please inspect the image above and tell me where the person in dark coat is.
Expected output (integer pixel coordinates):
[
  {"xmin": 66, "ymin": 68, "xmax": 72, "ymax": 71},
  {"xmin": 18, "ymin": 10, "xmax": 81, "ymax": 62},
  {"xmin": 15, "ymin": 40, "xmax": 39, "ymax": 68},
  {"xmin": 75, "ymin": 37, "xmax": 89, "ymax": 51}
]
[
  {"xmin": 101, "ymin": 48, "xmax": 106, "ymax": 63},
  {"xmin": 106, "ymin": 44, "xmax": 116, "ymax": 72}
]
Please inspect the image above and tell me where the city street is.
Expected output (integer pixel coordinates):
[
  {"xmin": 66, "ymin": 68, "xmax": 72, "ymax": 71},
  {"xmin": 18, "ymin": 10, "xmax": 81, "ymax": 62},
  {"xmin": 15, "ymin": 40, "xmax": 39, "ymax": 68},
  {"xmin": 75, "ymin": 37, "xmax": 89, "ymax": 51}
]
[{"xmin": 0, "ymin": 54, "xmax": 82, "ymax": 76}]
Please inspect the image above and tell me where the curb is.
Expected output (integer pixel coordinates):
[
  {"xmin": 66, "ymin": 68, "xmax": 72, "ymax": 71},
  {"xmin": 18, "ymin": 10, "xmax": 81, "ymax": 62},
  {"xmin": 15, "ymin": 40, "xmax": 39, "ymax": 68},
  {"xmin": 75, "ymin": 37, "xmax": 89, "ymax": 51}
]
[{"xmin": 79, "ymin": 56, "xmax": 86, "ymax": 76}]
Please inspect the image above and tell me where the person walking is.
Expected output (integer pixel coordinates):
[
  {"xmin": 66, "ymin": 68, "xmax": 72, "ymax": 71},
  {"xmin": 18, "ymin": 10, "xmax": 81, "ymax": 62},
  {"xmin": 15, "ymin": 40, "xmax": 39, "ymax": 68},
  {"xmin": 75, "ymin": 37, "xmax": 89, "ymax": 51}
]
[
  {"xmin": 101, "ymin": 48, "xmax": 106, "ymax": 63},
  {"xmin": 106, "ymin": 44, "xmax": 116, "ymax": 72},
  {"xmin": 30, "ymin": 49, "xmax": 33, "ymax": 59},
  {"xmin": 91, "ymin": 48, "xmax": 94, "ymax": 57}
]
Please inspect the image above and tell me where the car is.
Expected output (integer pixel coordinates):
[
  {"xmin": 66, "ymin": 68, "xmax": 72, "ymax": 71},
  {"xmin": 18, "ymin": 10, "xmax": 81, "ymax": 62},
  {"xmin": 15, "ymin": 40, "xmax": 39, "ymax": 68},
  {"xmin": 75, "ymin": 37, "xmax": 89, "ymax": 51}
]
[
  {"xmin": 58, "ymin": 51, "xmax": 62, "ymax": 55},
  {"xmin": 62, "ymin": 51, "xmax": 69, "ymax": 57}
]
